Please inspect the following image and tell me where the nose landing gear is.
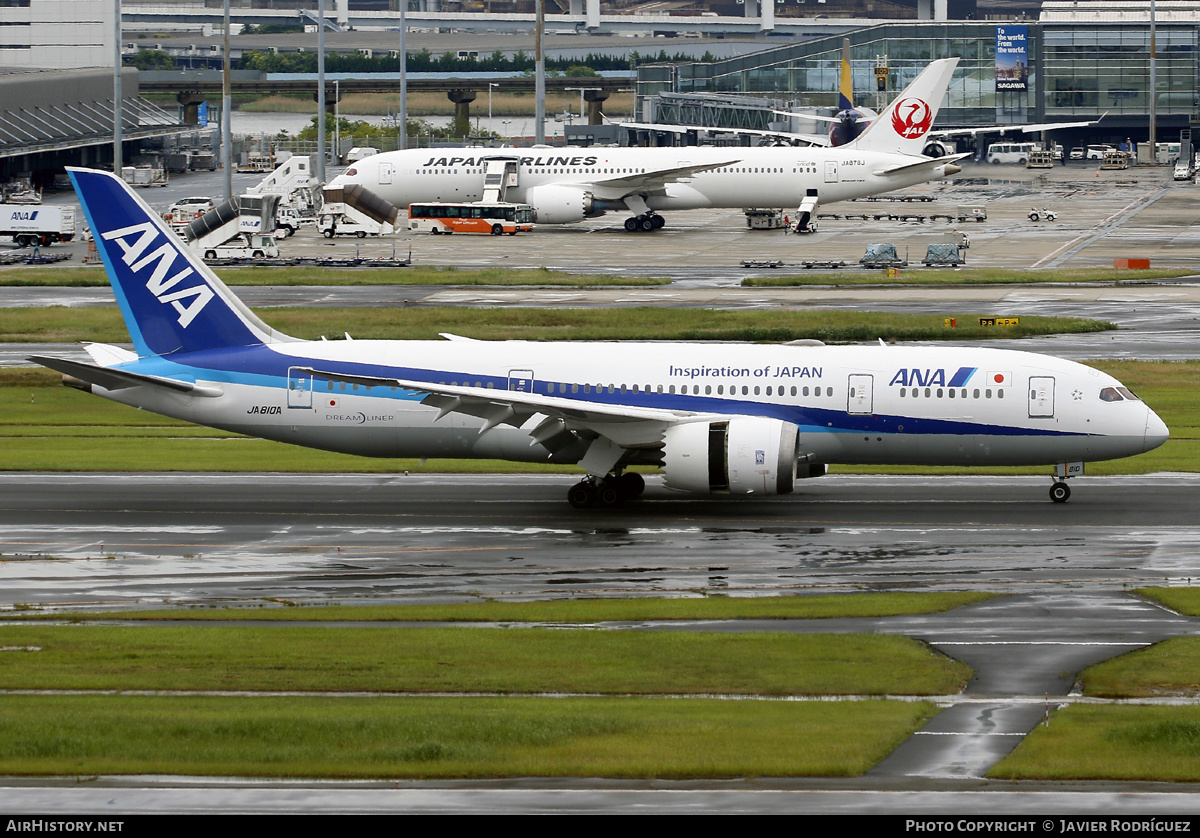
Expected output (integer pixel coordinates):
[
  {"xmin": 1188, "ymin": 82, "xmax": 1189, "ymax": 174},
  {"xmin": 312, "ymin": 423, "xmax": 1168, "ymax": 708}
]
[{"xmin": 1049, "ymin": 481, "xmax": 1071, "ymax": 503}]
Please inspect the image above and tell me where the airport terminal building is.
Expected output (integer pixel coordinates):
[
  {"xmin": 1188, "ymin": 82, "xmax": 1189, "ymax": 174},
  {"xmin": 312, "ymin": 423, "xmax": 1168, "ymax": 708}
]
[{"xmin": 635, "ymin": 2, "xmax": 1200, "ymax": 147}]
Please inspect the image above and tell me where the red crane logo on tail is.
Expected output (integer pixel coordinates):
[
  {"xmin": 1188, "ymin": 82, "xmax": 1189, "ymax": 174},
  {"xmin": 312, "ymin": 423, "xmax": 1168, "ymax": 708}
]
[{"xmin": 890, "ymin": 97, "xmax": 933, "ymax": 139}]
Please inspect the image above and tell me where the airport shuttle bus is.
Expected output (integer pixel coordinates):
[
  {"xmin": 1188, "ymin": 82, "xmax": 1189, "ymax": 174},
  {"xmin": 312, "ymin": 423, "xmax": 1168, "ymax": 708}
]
[{"xmin": 408, "ymin": 201, "xmax": 535, "ymax": 236}]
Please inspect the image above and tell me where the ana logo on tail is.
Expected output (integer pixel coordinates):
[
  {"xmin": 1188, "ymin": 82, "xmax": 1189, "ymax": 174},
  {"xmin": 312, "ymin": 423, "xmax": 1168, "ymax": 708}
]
[
  {"xmin": 890, "ymin": 97, "xmax": 933, "ymax": 139},
  {"xmin": 100, "ymin": 221, "xmax": 214, "ymax": 328}
]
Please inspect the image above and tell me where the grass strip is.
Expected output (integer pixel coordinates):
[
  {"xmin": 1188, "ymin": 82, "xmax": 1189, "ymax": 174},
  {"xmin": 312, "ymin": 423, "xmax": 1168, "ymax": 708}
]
[
  {"xmin": 40, "ymin": 591, "xmax": 994, "ymax": 623},
  {"xmin": 1138, "ymin": 587, "xmax": 1200, "ymax": 616},
  {"xmin": 742, "ymin": 268, "xmax": 1199, "ymax": 287},
  {"xmin": 0, "ymin": 694, "xmax": 936, "ymax": 779},
  {"xmin": 0, "ymin": 625, "xmax": 969, "ymax": 695},
  {"xmin": 991, "ymin": 704, "xmax": 1200, "ymax": 782},
  {"xmin": 0, "ymin": 305, "xmax": 1114, "ymax": 344},
  {"xmin": 1075, "ymin": 637, "xmax": 1200, "ymax": 699},
  {"xmin": 0, "ymin": 266, "xmax": 668, "ymax": 288}
]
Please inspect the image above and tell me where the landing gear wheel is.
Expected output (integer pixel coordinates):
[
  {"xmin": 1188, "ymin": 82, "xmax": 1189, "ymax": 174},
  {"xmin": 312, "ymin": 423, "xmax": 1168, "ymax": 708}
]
[
  {"xmin": 639, "ymin": 215, "xmax": 656, "ymax": 232},
  {"xmin": 597, "ymin": 481, "xmax": 624, "ymax": 508},
  {"xmin": 624, "ymin": 217, "xmax": 640, "ymax": 232},
  {"xmin": 567, "ymin": 481, "xmax": 597, "ymax": 509},
  {"xmin": 617, "ymin": 472, "xmax": 645, "ymax": 499},
  {"xmin": 650, "ymin": 214, "xmax": 665, "ymax": 229},
  {"xmin": 1049, "ymin": 482, "xmax": 1071, "ymax": 503}
]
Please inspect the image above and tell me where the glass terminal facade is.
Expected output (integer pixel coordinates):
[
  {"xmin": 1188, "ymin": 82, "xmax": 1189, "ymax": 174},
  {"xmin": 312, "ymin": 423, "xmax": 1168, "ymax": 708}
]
[{"xmin": 636, "ymin": 20, "xmax": 1198, "ymax": 139}]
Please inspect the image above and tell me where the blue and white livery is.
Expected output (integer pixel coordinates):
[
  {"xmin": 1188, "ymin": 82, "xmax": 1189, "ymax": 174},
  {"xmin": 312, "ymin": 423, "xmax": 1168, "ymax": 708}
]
[{"xmin": 31, "ymin": 167, "xmax": 1169, "ymax": 506}]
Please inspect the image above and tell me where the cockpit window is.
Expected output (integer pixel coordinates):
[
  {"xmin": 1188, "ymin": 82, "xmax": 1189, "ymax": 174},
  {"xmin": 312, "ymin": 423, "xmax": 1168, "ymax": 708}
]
[
  {"xmin": 1116, "ymin": 387, "xmax": 1141, "ymax": 401},
  {"xmin": 346, "ymin": 168, "xmax": 358, "ymax": 177},
  {"xmin": 1099, "ymin": 387, "xmax": 1124, "ymax": 402}
]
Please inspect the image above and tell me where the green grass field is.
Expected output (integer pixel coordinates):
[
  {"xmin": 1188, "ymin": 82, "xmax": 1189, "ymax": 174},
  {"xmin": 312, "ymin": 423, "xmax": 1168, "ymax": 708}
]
[
  {"xmin": 0, "ymin": 616, "xmax": 961, "ymax": 778},
  {"xmin": 0, "ymin": 305, "xmax": 1114, "ymax": 344},
  {"xmin": 992, "ymin": 705, "xmax": 1200, "ymax": 782},
  {"xmin": 0, "ymin": 266, "xmax": 667, "ymax": 288},
  {"xmin": 0, "ymin": 694, "xmax": 936, "ymax": 779}
]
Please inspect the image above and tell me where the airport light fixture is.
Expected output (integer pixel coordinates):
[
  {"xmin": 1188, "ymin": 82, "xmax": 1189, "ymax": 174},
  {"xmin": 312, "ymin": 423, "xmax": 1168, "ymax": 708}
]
[{"xmin": 489, "ymin": 82, "xmax": 499, "ymax": 135}]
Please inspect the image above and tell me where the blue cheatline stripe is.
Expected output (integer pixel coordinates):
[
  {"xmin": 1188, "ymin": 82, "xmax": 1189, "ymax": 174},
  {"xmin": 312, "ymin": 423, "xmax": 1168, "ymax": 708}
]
[{"xmin": 116, "ymin": 346, "xmax": 1084, "ymax": 441}]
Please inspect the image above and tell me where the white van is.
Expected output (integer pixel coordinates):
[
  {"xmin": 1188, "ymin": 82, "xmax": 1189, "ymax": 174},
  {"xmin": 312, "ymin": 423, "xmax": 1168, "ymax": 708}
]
[
  {"xmin": 986, "ymin": 142, "xmax": 1039, "ymax": 164},
  {"xmin": 346, "ymin": 147, "xmax": 379, "ymax": 163}
]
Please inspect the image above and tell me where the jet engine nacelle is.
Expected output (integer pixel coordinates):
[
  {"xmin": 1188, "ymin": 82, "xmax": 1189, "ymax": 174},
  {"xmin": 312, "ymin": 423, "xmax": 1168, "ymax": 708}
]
[
  {"xmin": 524, "ymin": 185, "xmax": 595, "ymax": 224},
  {"xmin": 922, "ymin": 139, "xmax": 955, "ymax": 158},
  {"xmin": 662, "ymin": 416, "xmax": 799, "ymax": 496}
]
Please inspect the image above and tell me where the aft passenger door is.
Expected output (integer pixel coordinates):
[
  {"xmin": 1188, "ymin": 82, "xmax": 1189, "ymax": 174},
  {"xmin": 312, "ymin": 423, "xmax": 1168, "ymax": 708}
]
[
  {"xmin": 1028, "ymin": 376, "xmax": 1055, "ymax": 418},
  {"xmin": 824, "ymin": 161, "xmax": 839, "ymax": 183},
  {"xmin": 287, "ymin": 367, "xmax": 313, "ymax": 409}
]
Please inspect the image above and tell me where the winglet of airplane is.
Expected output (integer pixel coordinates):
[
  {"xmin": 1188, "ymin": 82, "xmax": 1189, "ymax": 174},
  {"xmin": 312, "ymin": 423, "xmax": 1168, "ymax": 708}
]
[{"xmin": 65, "ymin": 167, "xmax": 295, "ymax": 358}]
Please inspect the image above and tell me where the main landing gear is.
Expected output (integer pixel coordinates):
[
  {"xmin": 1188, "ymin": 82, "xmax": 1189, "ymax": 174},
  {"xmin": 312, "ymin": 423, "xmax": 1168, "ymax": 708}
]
[
  {"xmin": 623, "ymin": 213, "xmax": 665, "ymax": 233},
  {"xmin": 567, "ymin": 472, "xmax": 646, "ymax": 508}
]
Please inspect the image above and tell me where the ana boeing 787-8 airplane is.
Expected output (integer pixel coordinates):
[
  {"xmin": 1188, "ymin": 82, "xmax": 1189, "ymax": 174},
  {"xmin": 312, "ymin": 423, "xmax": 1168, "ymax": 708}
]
[
  {"xmin": 329, "ymin": 58, "xmax": 967, "ymax": 233},
  {"xmin": 33, "ymin": 167, "xmax": 1167, "ymax": 507}
]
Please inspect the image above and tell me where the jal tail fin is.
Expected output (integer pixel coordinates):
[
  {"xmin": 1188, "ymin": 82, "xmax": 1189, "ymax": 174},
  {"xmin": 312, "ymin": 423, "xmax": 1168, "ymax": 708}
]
[
  {"xmin": 848, "ymin": 58, "xmax": 959, "ymax": 156},
  {"xmin": 838, "ymin": 38, "xmax": 855, "ymax": 112},
  {"xmin": 67, "ymin": 167, "xmax": 294, "ymax": 358}
]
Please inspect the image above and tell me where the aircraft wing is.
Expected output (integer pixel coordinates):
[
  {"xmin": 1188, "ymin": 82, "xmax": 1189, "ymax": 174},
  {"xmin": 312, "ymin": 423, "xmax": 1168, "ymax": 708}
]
[
  {"xmin": 603, "ymin": 117, "xmax": 827, "ymax": 147},
  {"xmin": 874, "ymin": 152, "xmax": 971, "ymax": 176},
  {"xmin": 296, "ymin": 368, "xmax": 722, "ymax": 467},
  {"xmin": 585, "ymin": 158, "xmax": 743, "ymax": 198},
  {"xmin": 932, "ymin": 114, "xmax": 1105, "ymax": 139}
]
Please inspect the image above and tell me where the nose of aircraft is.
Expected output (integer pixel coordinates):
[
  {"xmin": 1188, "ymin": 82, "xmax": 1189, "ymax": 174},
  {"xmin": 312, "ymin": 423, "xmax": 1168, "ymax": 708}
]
[{"xmin": 1144, "ymin": 406, "xmax": 1170, "ymax": 453}]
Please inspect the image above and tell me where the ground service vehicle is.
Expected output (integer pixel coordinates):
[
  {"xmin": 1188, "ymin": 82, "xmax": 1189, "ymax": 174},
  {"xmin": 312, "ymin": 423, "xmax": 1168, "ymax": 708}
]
[
  {"xmin": 201, "ymin": 233, "xmax": 279, "ymax": 260},
  {"xmin": 986, "ymin": 142, "xmax": 1038, "ymax": 164},
  {"xmin": 38, "ymin": 167, "xmax": 1170, "ymax": 508},
  {"xmin": 1029, "ymin": 207, "xmax": 1058, "ymax": 222},
  {"xmin": 1069, "ymin": 147, "xmax": 1085, "ymax": 160},
  {"xmin": 408, "ymin": 202, "xmax": 535, "ymax": 235},
  {"xmin": 0, "ymin": 204, "xmax": 75, "ymax": 246}
]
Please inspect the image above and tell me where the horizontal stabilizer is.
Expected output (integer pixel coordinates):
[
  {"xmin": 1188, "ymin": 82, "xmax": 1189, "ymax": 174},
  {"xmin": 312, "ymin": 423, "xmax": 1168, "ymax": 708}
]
[
  {"xmin": 27, "ymin": 355, "xmax": 223, "ymax": 397},
  {"xmin": 873, "ymin": 152, "xmax": 970, "ymax": 176}
]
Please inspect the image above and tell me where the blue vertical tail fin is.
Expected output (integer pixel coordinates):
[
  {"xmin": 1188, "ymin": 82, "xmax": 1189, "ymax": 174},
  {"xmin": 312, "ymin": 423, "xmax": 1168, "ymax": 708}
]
[{"xmin": 68, "ymin": 167, "xmax": 294, "ymax": 358}]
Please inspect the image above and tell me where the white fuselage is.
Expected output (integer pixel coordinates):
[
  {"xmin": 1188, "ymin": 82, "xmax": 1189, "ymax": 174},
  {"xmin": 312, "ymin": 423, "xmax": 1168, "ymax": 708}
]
[
  {"xmin": 97, "ymin": 340, "xmax": 1166, "ymax": 470},
  {"xmin": 330, "ymin": 146, "xmax": 957, "ymax": 221}
]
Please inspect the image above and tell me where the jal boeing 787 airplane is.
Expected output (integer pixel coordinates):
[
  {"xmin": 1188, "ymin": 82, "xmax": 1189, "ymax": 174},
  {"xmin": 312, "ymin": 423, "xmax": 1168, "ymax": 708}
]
[
  {"xmin": 32, "ymin": 167, "xmax": 1168, "ymax": 507},
  {"xmin": 329, "ymin": 58, "xmax": 968, "ymax": 233}
]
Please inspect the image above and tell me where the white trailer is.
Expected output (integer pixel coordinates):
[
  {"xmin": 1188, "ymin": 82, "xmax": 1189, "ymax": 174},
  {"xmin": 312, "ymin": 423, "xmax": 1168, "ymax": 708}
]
[{"xmin": 0, "ymin": 204, "xmax": 75, "ymax": 246}]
